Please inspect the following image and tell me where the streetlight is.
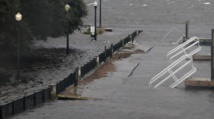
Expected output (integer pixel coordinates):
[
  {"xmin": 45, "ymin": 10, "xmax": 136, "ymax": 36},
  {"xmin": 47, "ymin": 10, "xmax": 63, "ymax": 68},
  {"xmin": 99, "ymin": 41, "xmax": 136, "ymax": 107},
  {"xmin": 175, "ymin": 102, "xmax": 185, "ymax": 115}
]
[
  {"xmin": 15, "ymin": 12, "xmax": 22, "ymax": 81},
  {"xmin": 94, "ymin": 1, "xmax": 97, "ymax": 40},
  {"xmin": 65, "ymin": 4, "xmax": 71, "ymax": 54},
  {"xmin": 99, "ymin": 0, "xmax": 102, "ymax": 28}
]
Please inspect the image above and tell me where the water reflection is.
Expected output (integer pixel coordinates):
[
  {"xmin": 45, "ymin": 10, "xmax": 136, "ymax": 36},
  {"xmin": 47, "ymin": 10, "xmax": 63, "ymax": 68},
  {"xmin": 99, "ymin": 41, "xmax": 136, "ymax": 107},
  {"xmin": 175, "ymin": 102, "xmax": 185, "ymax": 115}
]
[{"xmin": 208, "ymin": 91, "xmax": 214, "ymax": 103}]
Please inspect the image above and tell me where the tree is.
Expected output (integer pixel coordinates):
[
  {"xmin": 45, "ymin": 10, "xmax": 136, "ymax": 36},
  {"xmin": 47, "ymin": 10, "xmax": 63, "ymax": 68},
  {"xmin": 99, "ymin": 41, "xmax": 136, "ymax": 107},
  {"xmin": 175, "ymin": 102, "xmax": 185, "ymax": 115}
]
[
  {"xmin": 0, "ymin": 0, "xmax": 88, "ymax": 54},
  {"xmin": 20, "ymin": 0, "xmax": 87, "ymax": 39},
  {"xmin": 0, "ymin": 0, "xmax": 32, "ymax": 53},
  {"xmin": 20, "ymin": 0, "xmax": 54, "ymax": 39},
  {"xmin": 68, "ymin": 0, "xmax": 87, "ymax": 33}
]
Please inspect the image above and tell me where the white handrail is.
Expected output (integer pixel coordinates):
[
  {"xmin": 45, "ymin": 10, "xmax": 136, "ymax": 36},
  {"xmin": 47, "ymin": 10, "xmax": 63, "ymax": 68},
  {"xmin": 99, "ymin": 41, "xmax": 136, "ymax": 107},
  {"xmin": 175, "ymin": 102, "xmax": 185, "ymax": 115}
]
[
  {"xmin": 169, "ymin": 41, "xmax": 200, "ymax": 59},
  {"xmin": 149, "ymin": 55, "xmax": 195, "ymax": 88},
  {"xmin": 167, "ymin": 37, "xmax": 197, "ymax": 55},
  {"xmin": 167, "ymin": 37, "xmax": 201, "ymax": 59},
  {"xmin": 149, "ymin": 55, "xmax": 189, "ymax": 84},
  {"xmin": 161, "ymin": 26, "xmax": 186, "ymax": 45},
  {"xmin": 170, "ymin": 68, "xmax": 197, "ymax": 88},
  {"xmin": 149, "ymin": 37, "xmax": 201, "ymax": 88}
]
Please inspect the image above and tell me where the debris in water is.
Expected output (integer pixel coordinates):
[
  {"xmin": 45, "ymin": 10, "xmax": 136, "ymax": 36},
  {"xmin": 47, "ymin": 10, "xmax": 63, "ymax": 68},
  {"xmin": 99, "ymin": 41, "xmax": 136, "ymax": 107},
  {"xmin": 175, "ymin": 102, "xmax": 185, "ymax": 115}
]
[
  {"xmin": 58, "ymin": 94, "xmax": 88, "ymax": 100},
  {"xmin": 188, "ymin": 5, "xmax": 194, "ymax": 9},
  {"xmin": 203, "ymin": 2, "xmax": 210, "ymax": 5},
  {"xmin": 142, "ymin": 4, "xmax": 147, "ymax": 7}
]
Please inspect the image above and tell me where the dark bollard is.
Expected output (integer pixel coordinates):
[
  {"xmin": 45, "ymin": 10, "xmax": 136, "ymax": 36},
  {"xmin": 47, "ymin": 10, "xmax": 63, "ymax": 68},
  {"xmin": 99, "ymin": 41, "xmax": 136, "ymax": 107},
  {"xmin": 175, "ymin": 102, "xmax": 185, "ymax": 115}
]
[
  {"xmin": 12, "ymin": 101, "xmax": 15, "ymax": 115},
  {"xmin": 185, "ymin": 20, "xmax": 189, "ymax": 39},
  {"xmin": 23, "ymin": 96, "xmax": 26, "ymax": 110},
  {"xmin": 110, "ymin": 44, "xmax": 113, "ymax": 57},
  {"xmin": 74, "ymin": 68, "xmax": 78, "ymax": 87},
  {"xmin": 33, "ymin": 92, "xmax": 36, "ymax": 107},
  {"xmin": 121, "ymin": 39, "xmax": 124, "ymax": 47},
  {"xmin": 104, "ymin": 46, "xmax": 107, "ymax": 61},
  {"xmin": 42, "ymin": 90, "xmax": 45, "ymax": 103},
  {"xmin": 183, "ymin": 20, "xmax": 189, "ymax": 42},
  {"xmin": 130, "ymin": 34, "xmax": 134, "ymax": 43},
  {"xmin": 75, "ymin": 67, "xmax": 80, "ymax": 87}
]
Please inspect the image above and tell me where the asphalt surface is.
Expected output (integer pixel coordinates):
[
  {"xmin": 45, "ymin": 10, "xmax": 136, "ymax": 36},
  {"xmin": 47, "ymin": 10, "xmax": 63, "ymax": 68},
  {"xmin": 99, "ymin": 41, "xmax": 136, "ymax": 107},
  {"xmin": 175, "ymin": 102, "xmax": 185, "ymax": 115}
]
[{"xmin": 8, "ymin": 0, "xmax": 214, "ymax": 118}]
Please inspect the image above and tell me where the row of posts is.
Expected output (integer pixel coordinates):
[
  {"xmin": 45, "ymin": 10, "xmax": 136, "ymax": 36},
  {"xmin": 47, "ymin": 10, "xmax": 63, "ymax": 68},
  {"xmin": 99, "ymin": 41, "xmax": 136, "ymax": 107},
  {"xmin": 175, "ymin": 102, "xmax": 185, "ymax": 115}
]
[
  {"xmin": 3, "ymin": 89, "xmax": 47, "ymax": 117},
  {"xmin": 50, "ymin": 33, "xmax": 137, "ymax": 99}
]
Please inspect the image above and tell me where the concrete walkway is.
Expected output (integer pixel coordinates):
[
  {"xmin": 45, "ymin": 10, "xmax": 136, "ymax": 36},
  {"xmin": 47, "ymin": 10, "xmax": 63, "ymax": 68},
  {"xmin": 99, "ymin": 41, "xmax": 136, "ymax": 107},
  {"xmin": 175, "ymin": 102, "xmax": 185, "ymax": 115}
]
[{"xmin": 10, "ymin": 33, "xmax": 214, "ymax": 119}]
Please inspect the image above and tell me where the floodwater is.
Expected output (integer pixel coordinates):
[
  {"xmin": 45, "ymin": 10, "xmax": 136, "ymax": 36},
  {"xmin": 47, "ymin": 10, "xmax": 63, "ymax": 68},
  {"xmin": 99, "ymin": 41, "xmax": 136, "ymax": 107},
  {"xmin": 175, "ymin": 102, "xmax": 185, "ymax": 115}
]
[{"xmin": 5, "ymin": 0, "xmax": 214, "ymax": 118}]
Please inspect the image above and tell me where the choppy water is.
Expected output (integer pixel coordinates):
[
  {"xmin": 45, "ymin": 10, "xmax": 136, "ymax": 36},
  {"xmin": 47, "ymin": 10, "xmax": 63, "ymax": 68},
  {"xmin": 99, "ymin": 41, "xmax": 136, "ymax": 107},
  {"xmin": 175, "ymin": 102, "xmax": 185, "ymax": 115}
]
[{"xmin": 2, "ymin": 0, "xmax": 214, "ymax": 118}]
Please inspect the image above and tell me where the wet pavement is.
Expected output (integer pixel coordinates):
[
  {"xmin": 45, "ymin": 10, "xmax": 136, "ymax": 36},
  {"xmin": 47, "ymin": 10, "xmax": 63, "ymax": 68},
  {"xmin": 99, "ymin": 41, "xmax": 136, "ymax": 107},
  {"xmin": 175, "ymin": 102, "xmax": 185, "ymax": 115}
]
[
  {"xmin": 6, "ymin": 0, "xmax": 214, "ymax": 118},
  {"xmin": 10, "ymin": 32, "xmax": 214, "ymax": 119}
]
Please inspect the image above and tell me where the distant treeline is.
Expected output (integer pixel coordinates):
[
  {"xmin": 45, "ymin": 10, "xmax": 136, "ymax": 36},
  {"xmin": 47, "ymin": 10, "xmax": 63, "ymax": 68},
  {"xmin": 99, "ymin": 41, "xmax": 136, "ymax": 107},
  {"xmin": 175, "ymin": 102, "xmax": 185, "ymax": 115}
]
[{"xmin": 0, "ymin": 0, "xmax": 87, "ymax": 53}]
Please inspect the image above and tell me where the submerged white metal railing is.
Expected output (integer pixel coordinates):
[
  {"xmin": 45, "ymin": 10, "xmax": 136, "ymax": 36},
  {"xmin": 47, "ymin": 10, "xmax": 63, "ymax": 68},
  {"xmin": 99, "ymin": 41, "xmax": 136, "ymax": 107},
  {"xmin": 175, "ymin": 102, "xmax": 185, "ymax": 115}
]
[
  {"xmin": 149, "ymin": 55, "xmax": 197, "ymax": 88},
  {"xmin": 149, "ymin": 37, "xmax": 201, "ymax": 88},
  {"xmin": 161, "ymin": 26, "xmax": 186, "ymax": 45},
  {"xmin": 167, "ymin": 37, "xmax": 201, "ymax": 59}
]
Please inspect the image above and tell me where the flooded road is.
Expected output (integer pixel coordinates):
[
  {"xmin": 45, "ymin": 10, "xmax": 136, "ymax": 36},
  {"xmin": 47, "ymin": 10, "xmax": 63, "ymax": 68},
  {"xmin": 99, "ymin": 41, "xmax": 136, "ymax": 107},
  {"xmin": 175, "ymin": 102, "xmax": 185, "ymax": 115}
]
[
  {"xmin": 10, "ymin": 35, "xmax": 214, "ymax": 119},
  {"xmin": 7, "ymin": 0, "xmax": 214, "ymax": 118}
]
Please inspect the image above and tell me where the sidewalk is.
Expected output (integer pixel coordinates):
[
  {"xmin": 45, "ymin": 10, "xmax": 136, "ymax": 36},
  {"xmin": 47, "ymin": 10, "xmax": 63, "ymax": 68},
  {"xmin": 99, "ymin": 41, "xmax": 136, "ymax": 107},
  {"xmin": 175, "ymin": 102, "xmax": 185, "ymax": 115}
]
[{"xmin": 10, "ymin": 33, "xmax": 214, "ymax": 119}]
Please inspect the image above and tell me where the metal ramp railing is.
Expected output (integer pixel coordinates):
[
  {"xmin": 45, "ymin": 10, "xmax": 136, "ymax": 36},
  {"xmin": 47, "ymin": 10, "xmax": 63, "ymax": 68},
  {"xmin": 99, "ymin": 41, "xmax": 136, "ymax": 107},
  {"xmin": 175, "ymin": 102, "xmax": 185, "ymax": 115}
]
[
  {"xmin": 161, "ymin": 26, "xmax": 186, "ymax": 45},
  {"xmin": 149, "ymin": 55, "xmax": 197, "ymax": 88},
  {"xmin": 149, "ymin": 37, "xmax": 201, "ymax": 88},
  {"xmin": 167, "ymin": 37, "xmax": 201, "ymax": 59}
]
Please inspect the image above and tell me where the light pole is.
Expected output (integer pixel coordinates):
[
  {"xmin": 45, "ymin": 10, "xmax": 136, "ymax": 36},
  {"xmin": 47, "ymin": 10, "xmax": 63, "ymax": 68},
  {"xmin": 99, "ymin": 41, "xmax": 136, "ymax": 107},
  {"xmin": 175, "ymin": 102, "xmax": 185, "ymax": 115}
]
[
  {"xmin": 99, "ymin": 0, "xmax": 102, "ymax": 28},
  {"xmin": 211, "ymin": 29, "xmax": 214, "ymax": 81},
  {"xmin": 65, "ymin": 4, "xmax": 71, "ymax": 54},
  {"xmin": 94, "ymin": 1, "xmax": 97, "ymax": 40},
  {"xmin": 15, "ymin": 12, "xmax": 22, "ymax": 81}
]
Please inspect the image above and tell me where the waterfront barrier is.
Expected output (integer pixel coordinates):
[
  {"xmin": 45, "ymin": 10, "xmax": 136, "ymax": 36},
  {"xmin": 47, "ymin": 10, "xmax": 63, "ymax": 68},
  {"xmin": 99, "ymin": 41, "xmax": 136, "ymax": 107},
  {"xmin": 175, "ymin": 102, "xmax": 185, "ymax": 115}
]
[{"xmin": 0, "ymin": 30, "xmax": 142, "ymax": 119}]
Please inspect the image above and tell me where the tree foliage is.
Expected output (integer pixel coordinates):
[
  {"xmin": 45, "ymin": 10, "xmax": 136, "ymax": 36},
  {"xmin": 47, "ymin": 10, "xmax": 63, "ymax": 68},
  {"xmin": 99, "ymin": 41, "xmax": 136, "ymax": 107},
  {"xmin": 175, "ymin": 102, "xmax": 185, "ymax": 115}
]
[{"xmin": 0, "ymin": 0, "xmax": 87, "ymax": 54}]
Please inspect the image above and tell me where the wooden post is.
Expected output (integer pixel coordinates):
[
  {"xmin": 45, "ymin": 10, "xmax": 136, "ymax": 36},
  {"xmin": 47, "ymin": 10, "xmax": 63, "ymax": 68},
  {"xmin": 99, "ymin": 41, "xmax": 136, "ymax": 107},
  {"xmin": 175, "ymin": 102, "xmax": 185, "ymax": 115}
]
[
  {"xmin": 122, "ymin": 39, "xmax": 124, "ymax": 47},
  {"xmin": 50, "ymin": 84, "xmax": 57, "ymax": 100},
  {"xmin": 211, "ymin": 29, "xmax": 214, "ymax": 81},
  {"xmin": 78, "ymin": 67, "xmax": 81, "ymax": 79},
  {"xmin": 184, "ymin": 20, "xmax": 189, "ymax": 42},
  {"xmin": 96, "ymin": 56, "xmax": 100, "ymax": 66},
  {"xmin": 75, "ymin": 67, "xmax": 81, "ymax": 87},
  {"xmin": 130, "ymin": 34, "xmax": 133, "ymax": 43}
]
